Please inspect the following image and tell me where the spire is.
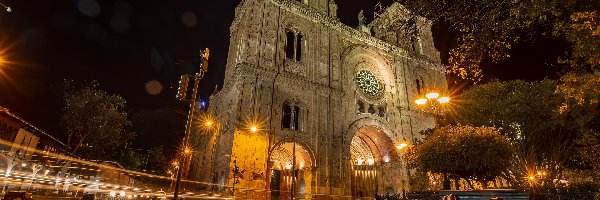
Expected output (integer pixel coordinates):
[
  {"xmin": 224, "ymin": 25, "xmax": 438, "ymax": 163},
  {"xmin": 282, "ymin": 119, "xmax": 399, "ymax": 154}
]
[{"xmin": 357, "ymin": 10, "xmax": 371, "ymax": 34}]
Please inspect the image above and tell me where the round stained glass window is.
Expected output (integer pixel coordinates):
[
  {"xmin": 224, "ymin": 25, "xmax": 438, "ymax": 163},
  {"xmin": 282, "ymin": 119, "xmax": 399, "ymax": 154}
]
[{"xmin": 355, "ymin": 69, "xmax": 382, "ymax": 97}]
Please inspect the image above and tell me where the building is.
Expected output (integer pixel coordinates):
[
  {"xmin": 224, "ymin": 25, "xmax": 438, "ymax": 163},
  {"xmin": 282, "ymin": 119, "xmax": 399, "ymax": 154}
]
[
  {"xmin": 190, "ymin": 0, "xmax": 446, "ymax": 199},
  {"xmin": 0, "ymin": 106, "xmax": 67, "ymax": 160}
]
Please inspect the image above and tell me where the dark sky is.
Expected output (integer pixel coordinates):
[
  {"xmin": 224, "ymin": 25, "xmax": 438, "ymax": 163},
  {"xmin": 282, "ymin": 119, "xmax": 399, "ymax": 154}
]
[{"xmin": 0, "ymin": 0, "xmax": 559, "ymax": 151}]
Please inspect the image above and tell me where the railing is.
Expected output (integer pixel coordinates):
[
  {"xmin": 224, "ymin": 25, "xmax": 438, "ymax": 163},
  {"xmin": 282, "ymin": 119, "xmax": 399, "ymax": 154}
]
[
  {"xmin": 375, "ymin": 192, "xmax": 440, "ymax": 200},
  {"xmin": 532, "ymin": 192, "xmax": 600, "ymax": 200}
]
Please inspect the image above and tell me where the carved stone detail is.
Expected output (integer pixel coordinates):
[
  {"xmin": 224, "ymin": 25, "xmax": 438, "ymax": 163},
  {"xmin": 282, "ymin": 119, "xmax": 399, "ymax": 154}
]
[{"xmin": 190, "ymin": 0, "xmax": 447, "ymax": 197}]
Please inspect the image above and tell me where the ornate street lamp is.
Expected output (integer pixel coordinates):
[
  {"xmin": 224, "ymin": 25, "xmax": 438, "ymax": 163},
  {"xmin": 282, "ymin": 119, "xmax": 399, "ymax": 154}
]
[
  {"xmin": 414, "ymin": 92, "xmax": 451, "ymax": 127},
  {"xmin": 396, "ymin": 137, "xmax": 409, "ymax": 150},
  {"xmin": 414, "ymin": 91, "xmax": 452, "ymax": 190}
]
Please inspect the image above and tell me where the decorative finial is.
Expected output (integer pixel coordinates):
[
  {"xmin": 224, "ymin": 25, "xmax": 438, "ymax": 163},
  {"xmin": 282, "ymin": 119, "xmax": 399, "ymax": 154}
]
[
  {"xmin": 358, "ymin": 10, "xmax": 366, "ymax": 26},
  {"xmin": 328, "ymin": 0, "xmax": 338, "ymax": 18},
  {"xmin": 357, "ymin": 10, "xmax": 371, "ymax": 34}
]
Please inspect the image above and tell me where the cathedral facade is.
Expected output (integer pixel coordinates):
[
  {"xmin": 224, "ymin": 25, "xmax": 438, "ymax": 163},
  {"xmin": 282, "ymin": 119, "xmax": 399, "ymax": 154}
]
[{"xmin": 190, "ymin": 0, "xmax": 446, "ymax": 199}]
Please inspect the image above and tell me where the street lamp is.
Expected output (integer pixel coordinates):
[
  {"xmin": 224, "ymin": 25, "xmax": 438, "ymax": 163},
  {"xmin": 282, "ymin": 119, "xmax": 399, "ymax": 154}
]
[
  {"xmin": 0, "ymin": 55, "xmax": 6, "ymax": 67},
  {"xmin": 414, "ymin": 91, "xmax": 451, "ymax": 127},
  {"xmin": 173, "ymin": 48, "xmax": 210, "ymax": 200},
  {"xmin": 396, "ymin": 142, "xmax": 409, "ymax": 150},
  {"xmin": 414, "ymin": 91, "xmax": 451, "ymax": 189},
  {"xmin": 205, "ymin": 120, "xmax": 213, "ymax": 127},
  {"xmin": 183, "ymin": 147, "xmax": 192, "ymax": 155}
]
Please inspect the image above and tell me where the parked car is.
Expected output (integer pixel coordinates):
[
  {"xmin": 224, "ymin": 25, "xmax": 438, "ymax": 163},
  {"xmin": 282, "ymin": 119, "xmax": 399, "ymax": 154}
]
[{"xmin": 2, "ymin": 191, "xmax": 33, "ymax": 200}]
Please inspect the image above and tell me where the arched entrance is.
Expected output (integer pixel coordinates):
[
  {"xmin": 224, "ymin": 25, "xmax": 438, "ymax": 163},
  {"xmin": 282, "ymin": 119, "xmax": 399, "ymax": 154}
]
[
  {"xmin": 350, "ymin": 126, "xmax": 400, "ymax": 199},
  {"xmin": 268, "ymin": 141, "xmax": 314, "ymax": 200}
]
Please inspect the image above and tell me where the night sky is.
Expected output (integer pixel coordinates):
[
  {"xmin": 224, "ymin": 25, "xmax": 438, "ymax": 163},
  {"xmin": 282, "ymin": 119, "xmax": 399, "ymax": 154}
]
[{"xmin": 0, "ymin": 0, "xmax": 560, "ymax": 151}]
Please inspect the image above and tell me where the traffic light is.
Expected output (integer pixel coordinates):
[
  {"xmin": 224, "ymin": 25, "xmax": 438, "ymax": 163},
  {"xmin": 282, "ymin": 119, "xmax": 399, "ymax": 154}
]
[{"xmin": 177, "ymin": 75, "xmax": 190, "ymax": 100}]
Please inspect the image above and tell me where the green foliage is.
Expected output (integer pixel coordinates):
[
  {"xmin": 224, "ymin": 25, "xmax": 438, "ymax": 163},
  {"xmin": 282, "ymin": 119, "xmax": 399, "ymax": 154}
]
[
  {"xmin": 115, "ymin": 147, "xmax": 172, "ymax": 174},
  {"xmin": 453, "ymin": 80, "xmax": 563, "ymax": 138},
  {"xmin": 416, "ymin": 125, "xmax": 513, "ymax": 184},
  {"xmin": 117, "ymin": 149, "xmax": 145, "ymax": 170},
  {"xmin": 398, "ymin": 0, "xmax": 599, "ymax": 80},
  {"xmin": 452, "ymin": 80, "xmax": 582, "ymax": 187},
  {"xmin": 409, "ymin": 170, "xmax": 438, "ymax": 192},
  {"xmin": 467, "ymin": 77, "xmax": 599, "ymax": 187},
  {"xmin": 59, "ymin": 80, "xmax": 135, "ymax": 160},
  {"xmin": 557, "ymin": 73, "xmax": 600, "ymax": 173},
  {"xmin": 558, "ymin": 73, "xmax": 600, "ymax": 125},
  {"xmin": 146, "ymin": 146, "xmax": 172, "ymax": 175},
  {"xmin": 558, "ymin": 12, "xmax": 600, "ymax": 72}
]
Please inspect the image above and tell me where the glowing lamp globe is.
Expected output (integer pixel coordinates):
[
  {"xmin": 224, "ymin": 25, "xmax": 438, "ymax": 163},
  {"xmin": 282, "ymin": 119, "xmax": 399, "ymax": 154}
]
[
  {"xmin": 426, "ymin": 92, "xmax": 440, "ymax": 99},
  {"xmin": 437, "ymin": 97, "xmax": 451, "ymax": 104},
  {"xmin": 396, "ymin": 143, "xmax": 408, "ymax": 150}
]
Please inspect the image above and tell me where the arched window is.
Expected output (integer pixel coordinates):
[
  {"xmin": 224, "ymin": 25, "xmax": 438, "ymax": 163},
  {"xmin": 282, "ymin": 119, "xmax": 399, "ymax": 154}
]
[
  {"xmin": 282, "ymin": 104, "xmax": 292, "ymax": 129},
  {"xmin": 293, "ymin": 106, "xmax": 301, "ymax": 130},
  {"xmin": 286, "ymin": 32, "xmax": 295, "ymax": 60},
  {"xmin": 296, "ymin": 34, "xmax": 303, "ymax": 61},
  {"xmin": 415, "ymin": 78, "xmax": 425, "ymax": 95},
  {"xmin": 282, "ymin": 103, "xmax": 303, "ymax": 131},
  {"xmin": 357, "ymin": 100, "xmax": 365, "ymax": 113},
  {"xmin": 285, "ymin": 30, "xmax": 303, "ymax": 62}
]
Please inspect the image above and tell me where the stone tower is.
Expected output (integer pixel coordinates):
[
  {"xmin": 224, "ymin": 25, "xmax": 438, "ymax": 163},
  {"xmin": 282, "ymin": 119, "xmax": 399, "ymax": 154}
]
[{"xmin": 189, "ymin": 0, "xmax": 446, "ymax": 199}]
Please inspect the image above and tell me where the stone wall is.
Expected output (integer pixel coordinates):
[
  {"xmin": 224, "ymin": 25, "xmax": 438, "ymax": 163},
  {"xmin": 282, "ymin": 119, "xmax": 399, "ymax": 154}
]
[{"xmin": 190, "ymin": 0, "xmax": 446, "ymax": 199}]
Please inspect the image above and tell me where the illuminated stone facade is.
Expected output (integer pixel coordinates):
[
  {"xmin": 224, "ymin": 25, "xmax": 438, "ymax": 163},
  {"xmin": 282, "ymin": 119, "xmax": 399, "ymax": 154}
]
[{"xmin": 189, "ymin": 0, "xmax": 446, "ymax": 199}]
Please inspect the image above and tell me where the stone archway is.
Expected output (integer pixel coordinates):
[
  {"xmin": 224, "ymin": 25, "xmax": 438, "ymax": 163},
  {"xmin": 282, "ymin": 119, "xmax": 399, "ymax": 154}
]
[
  {"xmin": 267, "ymin": 140, "xmax": 315, "ymax": 200},
  {"xmin": 348, "ymin": 125, "xmax": 405, "ymax": 199}
]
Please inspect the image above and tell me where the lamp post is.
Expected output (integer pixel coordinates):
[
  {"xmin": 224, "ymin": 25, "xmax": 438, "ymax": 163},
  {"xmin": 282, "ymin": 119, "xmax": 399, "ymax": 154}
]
[
  {"xmin": 396, "ymin": 138, "xmax": 411, "ymax": 198},
  {"xmin": 173, "ymin": 48, "xmax": 210, "ymax": 200},
  {"xmin": 414, "ymin": 91, "xmax": 451, "ymax": 190},
  {"xmin": 414, "ymin": 92, "xmax": 451, "ymax": 127}
]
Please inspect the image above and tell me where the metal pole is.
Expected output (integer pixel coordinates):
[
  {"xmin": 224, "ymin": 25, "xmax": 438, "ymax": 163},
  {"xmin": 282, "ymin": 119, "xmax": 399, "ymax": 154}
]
[
  {"xmin": 174, "ymin": 50, "xmax": 208, "ymax": 200},
  {"xmin": 173, "ymin": 73, "xmax": 200, "ymax": 200},
  {"xmin": 290, "ymin": 131, "xmax": 296, "ymax": 200},
  {"xmin": 173, "ymin": 165, "xmax": 182, "ymax": 199}
]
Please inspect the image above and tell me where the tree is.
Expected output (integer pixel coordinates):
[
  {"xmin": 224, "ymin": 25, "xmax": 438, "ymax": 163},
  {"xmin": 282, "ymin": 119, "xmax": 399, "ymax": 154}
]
[
  {"xmin": 59, "ymin": 80, "xmax": 135, "ymax": 160},
  {"xmin": 451, "ymin": 80, "xmax": 580, "ymax": 187},
  {"xmin": 557, "ymin": 11, "xmax": 600, "ymax": 72},
  {"xmin": 115, "ymin": 146, "xmax": 173, "ymax": 173},
  {"xmin": 416, "ymin": 125, "xmax": 513, "ymax": 188},
  {"xmin": 451, "ymin": 80, "xmax": 563, "ymax": 138},
  {"xmin": 117, "ymin": 149, "xmax": 145, "ymax": 170},
  {"xmin": 146, "ymin": 146, "xmax": 172, "ymax": 175},
  {"xmin": 557, "ymin": 73, "xmax": 600, "ymax": 179},
  {"xmin": 397, "ymin": 0, "xmax": 599, "ymax": 80}
]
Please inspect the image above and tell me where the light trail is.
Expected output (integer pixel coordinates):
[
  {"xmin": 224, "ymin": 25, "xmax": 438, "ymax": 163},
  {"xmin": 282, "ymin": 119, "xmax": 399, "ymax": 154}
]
[{"xmin": 0, "ymin": 139, "xmax": 354, "ymax": 199}]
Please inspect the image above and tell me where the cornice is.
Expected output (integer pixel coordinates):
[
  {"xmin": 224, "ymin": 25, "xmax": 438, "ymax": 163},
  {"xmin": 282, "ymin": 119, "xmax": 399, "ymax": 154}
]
[
  {"xmin": 236, "ymin": 63, "xmax": 343, "ymax": 95},
  {"xmin": 270, "ymin": 0, "xmax": 444, "ymax": 72}
]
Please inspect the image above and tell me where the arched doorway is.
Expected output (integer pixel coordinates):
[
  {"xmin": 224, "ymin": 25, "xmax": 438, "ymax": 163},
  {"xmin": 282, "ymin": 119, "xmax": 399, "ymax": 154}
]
[
  {"xmin": 350, "ymin": 126, "xmax": 400, "ymax": 199},
  {"xmin": 268, "ymin": 141, "xmax": 313, "ymax": 200}
]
